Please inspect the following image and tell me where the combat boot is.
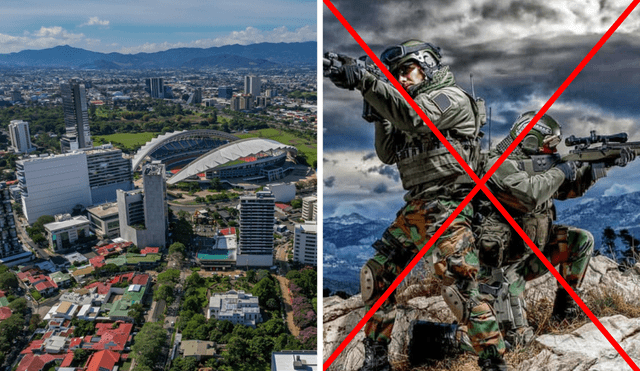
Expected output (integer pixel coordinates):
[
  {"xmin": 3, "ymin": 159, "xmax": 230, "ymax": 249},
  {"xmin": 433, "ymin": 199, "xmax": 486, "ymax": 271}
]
[
  {"xmin": 552, "ymin": 289, "xmax": 583, "ymax": 322},
  {"xmin": 359, "ymin": 338, "xmax": 391, "ymax": 371},
  {"xmin": 478, "ymin": 357, "xmax": 511, "ymax": 371}
]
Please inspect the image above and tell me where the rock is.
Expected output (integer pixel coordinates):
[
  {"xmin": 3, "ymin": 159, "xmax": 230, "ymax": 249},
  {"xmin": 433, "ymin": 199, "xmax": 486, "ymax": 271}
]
[
  {"xmin": 323, "ymin": 256, "xmax": 640, "ymax": 371},
  {"xmin": 520, "ymin": 315, "xmax": 640, "ymax": 370}
]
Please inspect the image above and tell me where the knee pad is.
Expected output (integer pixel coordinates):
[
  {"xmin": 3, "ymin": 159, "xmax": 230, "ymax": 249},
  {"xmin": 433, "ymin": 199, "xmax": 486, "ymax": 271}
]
[
  {"xmin": 442, "ymin": 285, "xmax": 470, "ymax": 323},
  {"xmin": 361, "ymin": 260, "xmax": 383, "ymax": 304}
]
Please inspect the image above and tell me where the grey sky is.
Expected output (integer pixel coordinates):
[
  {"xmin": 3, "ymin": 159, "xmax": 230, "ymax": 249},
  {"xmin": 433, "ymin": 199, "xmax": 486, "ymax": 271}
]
[{"xmin": 323, "ymin": 0, "xmax": 640, "ymax": 219}]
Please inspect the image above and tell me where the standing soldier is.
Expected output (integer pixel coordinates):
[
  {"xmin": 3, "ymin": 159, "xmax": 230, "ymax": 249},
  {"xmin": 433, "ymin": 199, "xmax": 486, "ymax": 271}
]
[{"xmin": 328, "ymin": 40, "xmax": 509, "ymax": 371}]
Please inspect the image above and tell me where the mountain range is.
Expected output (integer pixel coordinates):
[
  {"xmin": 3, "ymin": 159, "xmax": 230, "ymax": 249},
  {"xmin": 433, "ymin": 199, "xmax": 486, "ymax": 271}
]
[
  {"xmin": 0, "ymin": 42, "xmax": 316, "ymax": 69},
  {"xmin": 323, "ymin": 191, "xmax": 640, "ymax": 295}
]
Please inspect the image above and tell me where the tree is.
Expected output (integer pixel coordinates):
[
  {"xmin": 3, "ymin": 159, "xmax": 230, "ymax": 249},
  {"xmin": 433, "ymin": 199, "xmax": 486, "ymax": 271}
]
[
  {"xmin": 131, "ymin": 322, "xmax": 167, "ymax": 368},
  {"xmin": 154, "ymin": 284, "xmax": 175, "ymax": 305},
  {"xmin": 168, "ymin": 242, "xmax": 186, "ymax": 258},
  {"xmin": 210, "ymin": 178, "xmax": 223, "ymax": 191},
  {"xmin": 158, "ymin": 268, "xmax": 180, "ymax": 283},
  {"xmin": 602, "ymin": 227, "xmax": 618, "ymax": 260},
  {"xmin": 128, "ymin": 303, "xmax": 145, "ymax": 325},
  {"xmin": 8, "ymin": 297, "xmax": 27, "ymax": 313},
  {"xmin": 0, "ymin": 271, "xmax": 18, "ymax": 290},
  {"xmin": 252, "ymin": 276, "xmax": 278, "ymax": 306},
  {"xmin": 186, "ymin": 271, "xmax": 204, "ymax": 288},
  {"xmin": 73, "ymin": 348, "xmax": 91, "ymax": 364},
  {"xmin": 71, "ymin": 319, "xmax": 96, "ymax": 337}
]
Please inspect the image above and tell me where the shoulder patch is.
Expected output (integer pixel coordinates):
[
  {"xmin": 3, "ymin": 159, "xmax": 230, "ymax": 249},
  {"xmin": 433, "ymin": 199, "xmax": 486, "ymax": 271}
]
[{"xmin": 432, "ymin": 93, "xmax": 452, "ymax": 113}]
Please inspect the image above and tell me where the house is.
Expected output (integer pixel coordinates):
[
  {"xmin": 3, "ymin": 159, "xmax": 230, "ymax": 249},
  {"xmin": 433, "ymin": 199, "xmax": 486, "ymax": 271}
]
[
  {"xmin": 179, "ymin": 340, "xmax": 217, "ymax": 361},
  {"xmin": 49, "ymin": 271, "xmax": 73, "ymax": 288},
  {"xmin": 85, "ymin": 350, "xmax": 120, "ymax": 371},
  {"xmin": 207, "ymin": 290, "xmax": 262, "ymax": 327},
  {"xmin": 271, "ymin": 351, "xmax": 317, "ymax": 371}
]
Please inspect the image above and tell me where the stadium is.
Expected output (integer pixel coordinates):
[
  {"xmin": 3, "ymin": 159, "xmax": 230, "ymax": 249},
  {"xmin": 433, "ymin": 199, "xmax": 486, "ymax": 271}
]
[
  {"xmin": 166, "ymin": 137, "xmax": 298, "ymax": 185},
  {"xmin": 132, "ymin": 129, "xmax": 239, "ymax": 172}
]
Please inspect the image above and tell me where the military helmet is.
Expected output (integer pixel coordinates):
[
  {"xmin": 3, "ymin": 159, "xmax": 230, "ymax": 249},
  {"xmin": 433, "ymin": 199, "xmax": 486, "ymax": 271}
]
[
  {"xmin": 509, "ymin": 111, "xmax": 562, "ymax": 154},
  {"xmin": 380, "ymin": 39, "xmax": 442, "ymax": 77}
]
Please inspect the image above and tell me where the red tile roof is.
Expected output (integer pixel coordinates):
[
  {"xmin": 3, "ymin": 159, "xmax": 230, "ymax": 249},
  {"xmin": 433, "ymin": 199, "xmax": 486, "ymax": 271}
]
[
  {"xmin": 86, "ymin": 350, "xmax": 120, "ymax": 371},
  {"xmin": 0, "ymin": 307, "xmax": 11, "ymax": 320},
  {"xmin": 16, "ymin": 353, "xmax": 66, "ymax": 371},
  {"xmin": 219, "ymin": 227, "xmax": 236, "ymax": 235},
  {"xmin": 59, "ymin": 351, "xmax": 75, "ymax": 368},
  {"xmin": 69, "ymin": 337, "xmax": 83, "ymax": 349},
  {"xmin": 140, "ymin": 247, "xmax": 159, "ymax": 254},
  {"xmin": 20, "ymin": 340, "xmax": 44, "ymax": 354},
  {"xmin": 130, "ymin": 274, "xmax": 150, "ymax": 286},
  {"xmin": 84, "ymin": 282, "xmax": 112, "ymax": 295},
  {"xmin": 0, "ymin": 289, "xmax": 6, "ymax": 297},
  {"xmin": 109, "ymin": 272, "xmax": 134, "ymax": 284},
  {"xmin": 94, "ymin": 242, "xmax": 132, "ymax": 257},
  {"xmin": 89, "ymin": 255, "xmax": 106, "ymax": 268},
  {"xmin": 34, "ymin": 277, "xmax": 58, "ymax": 292},
  {"xmin": 90, "ymin": 322, "xmax": 133, "ymax": 351}
]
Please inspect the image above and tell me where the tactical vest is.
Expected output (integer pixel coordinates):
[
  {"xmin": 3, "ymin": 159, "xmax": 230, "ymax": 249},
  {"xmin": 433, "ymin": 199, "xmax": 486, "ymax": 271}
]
[{"xmin": 396, "ymin": 89, "xmax": 486, "ymax": 190}]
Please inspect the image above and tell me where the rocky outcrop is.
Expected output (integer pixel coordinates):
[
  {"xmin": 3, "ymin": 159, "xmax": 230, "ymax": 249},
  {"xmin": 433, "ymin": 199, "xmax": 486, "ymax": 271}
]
[{"xmin": 323, "ymin": 256, "xmax": 640, "ymax": 371}]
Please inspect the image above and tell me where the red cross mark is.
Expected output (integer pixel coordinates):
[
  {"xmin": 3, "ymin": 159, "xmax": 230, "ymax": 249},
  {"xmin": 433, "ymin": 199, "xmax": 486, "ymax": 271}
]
[{"xmin": 322, "ymin": 0, "xmax": 640, "ymax": 370}]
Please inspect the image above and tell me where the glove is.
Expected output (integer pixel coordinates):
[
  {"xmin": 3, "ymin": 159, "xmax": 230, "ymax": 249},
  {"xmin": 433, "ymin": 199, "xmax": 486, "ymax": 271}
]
[
  {"xmin": 615, "ymin": 147, "xmax": 636, "ymax": 167},
  {"xmin": 329, "ymin": 64, "xmax": 365, "ymax": 90},
  {"xmin": 555, "ymin": 161, "xmax": 577, "ymax": 182}
]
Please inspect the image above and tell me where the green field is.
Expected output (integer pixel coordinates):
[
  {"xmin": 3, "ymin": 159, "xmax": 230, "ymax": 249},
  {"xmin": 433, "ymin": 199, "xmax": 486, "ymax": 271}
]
[
  {"xmin": 94, "ymin": 132, "xmax": 159, "ymax": 149},
  {"xmin": 237, "ymin": 128, "xmax": 317, "ymax": 167}
]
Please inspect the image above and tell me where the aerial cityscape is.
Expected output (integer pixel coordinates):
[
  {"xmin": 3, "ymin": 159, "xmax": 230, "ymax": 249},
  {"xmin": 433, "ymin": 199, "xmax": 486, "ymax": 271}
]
[{"xmin": 0, "ymin": 4, "xmax": 318, "ymax": 371}]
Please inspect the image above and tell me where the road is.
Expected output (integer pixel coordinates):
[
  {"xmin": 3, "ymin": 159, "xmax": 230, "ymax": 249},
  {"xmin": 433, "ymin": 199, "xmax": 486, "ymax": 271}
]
[{"xmin": 276, "ymin": 275, "xmax": 300, "ymax": 337}]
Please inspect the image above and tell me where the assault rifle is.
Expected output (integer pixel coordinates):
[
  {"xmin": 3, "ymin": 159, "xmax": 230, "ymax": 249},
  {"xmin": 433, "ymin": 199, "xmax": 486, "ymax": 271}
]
[
  {"xmin": 521, "ymin": 130, "xmax": 640, "ymax": 180},
  {"xmin": 323, "ymin": 52, "xmax": 387, "ymax": 122}
]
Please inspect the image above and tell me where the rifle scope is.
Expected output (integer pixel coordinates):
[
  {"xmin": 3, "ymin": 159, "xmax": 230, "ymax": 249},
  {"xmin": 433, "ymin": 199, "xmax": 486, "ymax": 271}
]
[{"xmin": 565, "ymin": 131, "xmax": 627, "ymax": 146}]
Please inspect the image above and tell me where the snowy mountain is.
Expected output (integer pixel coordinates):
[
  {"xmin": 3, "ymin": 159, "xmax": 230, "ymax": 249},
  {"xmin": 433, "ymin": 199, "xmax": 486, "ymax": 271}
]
[{"xmin": 324, "ymin": 191, "xmax": 640, "ymax": 294}]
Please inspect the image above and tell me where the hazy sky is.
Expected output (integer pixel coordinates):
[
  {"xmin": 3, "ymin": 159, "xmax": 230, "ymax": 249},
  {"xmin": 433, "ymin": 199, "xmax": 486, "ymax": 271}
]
[
  {"xmin": 323, "ymin": 0, "xmax": 640, "ymax": 219},
  {"xmin": 0, "ymin": 0, "xmax": 317, "ymax": 54}
]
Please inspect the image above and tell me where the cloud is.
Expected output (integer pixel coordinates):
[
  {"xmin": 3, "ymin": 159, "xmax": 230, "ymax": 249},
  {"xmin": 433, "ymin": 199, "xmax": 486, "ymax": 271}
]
[
  {"xmin": 118, "ymin": 25, "xmax": 316, "ymax": 54},
  {"xmin": 0, "ymin": 27, "xmax": 87, "ymax": 53},
  {"xmin": 603, "ymin": 183, "xmax": 634, "ymax": 197},
  {"xmin": 324, "ymin": 176, "xmax": 336, "ymax": 188},
  {"xmin": 373, "ymin": 183, "xmax": 388, "ymax": 194},
  {"xmin": 81, "ymin": 17, "xmax": 110, "ymax": 27}
]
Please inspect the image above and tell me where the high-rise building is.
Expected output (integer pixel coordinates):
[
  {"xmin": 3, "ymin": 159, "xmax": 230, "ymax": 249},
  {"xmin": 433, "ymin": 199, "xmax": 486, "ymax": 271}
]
[
  {"xmin": 293, "ymin": 222, "xmax": 317, "ymax": 266},
  {"xmin": 218, "ymin": 86, "xmax": 233, "ymax": 99},
  {"xmin": 244, "ymin": 75, "xmax": 261, "ymax": 97},
  {"xmin": 11, "ymin": 90, "xmax": 22, "ymax": 103},
  {"xmin": 301, "ymin": 196, "xmax": 317, "ymax": 222},
  {"xmin": 8, "ymin": 120, "xmax": 36, "ymax": 154},
  {"xmin": 85, "ymin": 145, "xmax": 134, "ymax": 205},
  {"xmin": 17, "ymin": 152, "xmax": 92, "ymax": 224},
  {"xmin": 187, "ymin": 88, "xmax": 202, "ymax": 105},
  {"xmin": 60, "ymin": 80, "xmax": 92, "ymax": 153},
  {"xmin": 0, "ymin": 182, "xmax": 23, "ymax": 260},
  {"xmin": 237, "ymin": 191, "xmax": 275, "ymax": 267},
  {"xmin": 117, "ymin": 163, "xmax": 167, "ymax": 249},
  {"xmin": 265, "ymin": 89, "xmax": 277, "ymax": 98},
  {"xmin": 145, "ymin": 78, "xmax": 165, "ymax": 99}
]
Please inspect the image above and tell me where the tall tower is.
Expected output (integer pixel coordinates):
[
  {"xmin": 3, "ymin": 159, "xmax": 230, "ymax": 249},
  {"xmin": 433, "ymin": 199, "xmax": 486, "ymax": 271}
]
[
  {"xmin": 60, "ymin": 80, "xmax": 92, "ymax": 152},
  {"xmin": 8, "ymin": 120, "xmax": 36, "ymax": 154},
  {"xmin": 145, "ymin": 78, "xmax": 165, "ymax": 99},
  {"xmin": 0, "ymin": 182, "xmax": 22, "ymax": 259},
  {"xmin": 243, "ymin": 75, "xmax": 261, "ymax": 97},
  {"xmin": 237, "ymin": 191, "xmax": 274, "ymax": 267}
]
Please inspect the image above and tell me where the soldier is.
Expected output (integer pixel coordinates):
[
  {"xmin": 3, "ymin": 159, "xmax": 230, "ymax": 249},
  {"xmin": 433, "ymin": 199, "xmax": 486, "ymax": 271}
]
[
  {"xmin": 476, "ymin": 111, "xmax": 636, "ymax": 345},
  {"xmin": 328, "ymin": 40, "xmax": 509, "ymax": 371}
]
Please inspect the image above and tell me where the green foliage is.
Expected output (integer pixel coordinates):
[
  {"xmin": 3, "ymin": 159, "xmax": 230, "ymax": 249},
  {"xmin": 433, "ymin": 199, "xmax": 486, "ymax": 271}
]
[
  {"xmin": 186, "ymin": 271, "xmax": 204, "ymax": 288},
  {"xmin": 71, "ymin": 318, "xmax": 96, "ymax": 337},
  {"xmin": 131, "ymin": 322, "xmax": 167, "ymax": 368},
  {"xmin": 168, "ymin": 242, "xmax": 186, "ymax": 258},
  {"xmin": 73, "ymin": 348, "xmax": 91, "ymax": 363},
  {"xmin": 171, "ymin": 217, "xmax": 194, "ymax": 247},
  {"xmin": 169, "ymin": 357, "xmax": 198, "ymax": 371},
  {"xmin": 158, "ymin": 269, "xmax": 180, "ymax": 283},
  {"xmin": 251, "ymin": 275, "xmax": 278, "ymax": 307},
  {"xmin": 0, "ymin": 271, "xmax": 18, "ymax": 290},
  {"xmin": 8, "ymin": 297, "xmax": 27, "ymax": 313},
  {"xmin": 290, "ymin": 199, "xmax": 302, "ymax": 209},
  {"xmin": 128, "ymin": 303, "xmax": 145, "ymax": 325},
  {"xmin": 286, "ymin": 267, "xmax": 316, "ymax": 299},
  {"xmin": 154, "ymin": 284, "xmax": 175, "ymax": 305}
]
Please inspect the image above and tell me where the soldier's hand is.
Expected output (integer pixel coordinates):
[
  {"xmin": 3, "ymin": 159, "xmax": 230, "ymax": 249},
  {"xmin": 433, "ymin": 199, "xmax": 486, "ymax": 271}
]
[
  {"xmin": 555, "ymin": 161, "xmax": 577, "ymax": 182},
  {"xmin": 329, "ymin": 64, "xmax": 364, "ymax": 90},
  {"xmin": 615, "ymin": 147, "xmax": 636, "ymax": 167}
]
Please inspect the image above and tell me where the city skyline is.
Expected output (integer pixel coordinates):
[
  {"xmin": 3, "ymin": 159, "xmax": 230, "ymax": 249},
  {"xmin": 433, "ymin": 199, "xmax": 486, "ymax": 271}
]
[{"xmin": 0, "ymin": 0, "xmax": 317, "ymax": 54}]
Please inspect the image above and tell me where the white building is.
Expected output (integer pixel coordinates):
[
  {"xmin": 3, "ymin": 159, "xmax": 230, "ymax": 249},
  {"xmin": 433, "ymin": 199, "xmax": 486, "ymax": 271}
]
[
  {"xmin": 266, "ymin": 183, "xmax": 296, "ymax": 203},
  {"xmin": 207, "ymin": 290, "xmax": 262, "ymax": 327},
  {"xmin": 87, "ymin": 202, "xmax": 120, "ymax": 239},
  {"xmin": 117, "ymin": 163, "xmax": 167, "ymax": 249},
  {"xmin": 17, "ymin": 152, "xmax": 92, "ymax": 224},
  {"xmin": 8, "ymin": 120, "xmax": 36, "ymax": 154},
  {"xmin": 301, "ymin": 196, "xmax": 317, "ymax": 222},
  {"xmin": 44, "ymin": 215, "xmax": 91, "ymax": 252},
  {"xmin": 85, "ymin": 145, "xmax": 134, "ymax": 204},
  {"xmin": 293, "ymin": 222, "xmax": 317, "ymax": 266},
  {"xmin": 271, "ymin": 351, "xmax": 317, "ymax": 371},
  {"xmin": 0, "ymin": 182, "xmax": 25, "ymax": 261},
  {"xmin": 244, "ymin": 75, "xmax": 261, "ymax": 97},
  {"xmin": 237, "ymin": 191, "xmax": 275, "ymax": 267}
]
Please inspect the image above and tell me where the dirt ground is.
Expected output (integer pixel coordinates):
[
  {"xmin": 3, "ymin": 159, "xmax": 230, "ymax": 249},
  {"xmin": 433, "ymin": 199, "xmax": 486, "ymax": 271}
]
[{"xmin": 276, "ymin": 275, "xmax": 300, "ymax": 337}]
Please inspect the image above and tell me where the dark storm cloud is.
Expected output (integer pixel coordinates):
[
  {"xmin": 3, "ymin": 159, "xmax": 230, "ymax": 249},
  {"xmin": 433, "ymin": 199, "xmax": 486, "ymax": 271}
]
[
  {"xmin": 475, "ymin": 1, "xmax": 560, "ymax": 22},
  {"xmin": 362, "ymin": 152, "xmax": 377, "ymax": 161},
  {"xmin": 324, "ymin": 176, "xmax": 336, "ymax": 188},
  {"xmin": 367, "ymin": 165, "xmax": 400, "ymax": 182},
  {"xmin": 373, "ymin": 183, "xmax": 388, "ymax": 194}
]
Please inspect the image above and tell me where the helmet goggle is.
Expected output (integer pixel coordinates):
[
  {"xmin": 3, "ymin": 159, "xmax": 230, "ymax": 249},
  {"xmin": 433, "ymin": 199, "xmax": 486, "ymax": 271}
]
[
  {"xmin": 380, "ymin": 42, "xmax": 441, "ymax": 66},
  {"xmin": 542, "ymin": 134, "xmax": 561, "ymax": 149}
]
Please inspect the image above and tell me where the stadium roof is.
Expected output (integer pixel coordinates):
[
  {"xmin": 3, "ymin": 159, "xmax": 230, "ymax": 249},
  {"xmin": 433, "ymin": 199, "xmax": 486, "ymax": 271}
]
[
  {"xmin": 132, "ymin": 129, "xmax": 239, "ymax": 172},
  {"xmin": 167, "ymin": 138, "xmax": 297, "ymax": 184}
]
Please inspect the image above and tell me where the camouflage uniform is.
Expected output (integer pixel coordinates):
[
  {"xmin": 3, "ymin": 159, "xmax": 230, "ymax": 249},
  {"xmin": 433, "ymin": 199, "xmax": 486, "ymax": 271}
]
[
  {"xmin": 357, "ymin": 66, "xmax": 505, "ymax": 361},
  {"xmin": 478, "ymin": 150, "xmax": 595, "ymax": 316}
]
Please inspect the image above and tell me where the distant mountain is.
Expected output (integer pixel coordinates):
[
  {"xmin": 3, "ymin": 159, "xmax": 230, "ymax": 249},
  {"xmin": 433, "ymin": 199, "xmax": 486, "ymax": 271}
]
[
  {"xmin": 324, "ymin": 192, "xmax": 640, "ymax": 294},
  {"xmin": 0, "ymin": 42, "xmax": 316, "ymax": 69}
]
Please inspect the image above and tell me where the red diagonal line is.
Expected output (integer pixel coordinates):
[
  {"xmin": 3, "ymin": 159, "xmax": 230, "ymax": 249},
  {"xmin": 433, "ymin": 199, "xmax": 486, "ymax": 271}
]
[{"xmin": 323, "ymin": 0, "xmax": 640, "ymax": 370}]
